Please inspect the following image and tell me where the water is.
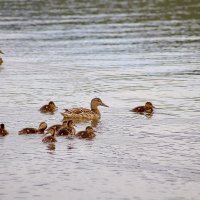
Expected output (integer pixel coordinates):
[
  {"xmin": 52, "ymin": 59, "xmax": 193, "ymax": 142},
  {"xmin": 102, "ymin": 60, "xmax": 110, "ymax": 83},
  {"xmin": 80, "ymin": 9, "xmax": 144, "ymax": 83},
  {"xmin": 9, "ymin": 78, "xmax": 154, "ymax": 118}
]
[{"xmin": 0, "ymin": 0, "xmax": 200, "ymax": 199}]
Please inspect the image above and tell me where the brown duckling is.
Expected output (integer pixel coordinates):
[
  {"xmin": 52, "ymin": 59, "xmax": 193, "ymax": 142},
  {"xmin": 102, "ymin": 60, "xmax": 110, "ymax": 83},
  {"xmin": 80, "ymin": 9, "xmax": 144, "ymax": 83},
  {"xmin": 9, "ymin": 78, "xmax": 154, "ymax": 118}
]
[
  {"xmin": 61, "ymin": 98, "xmax": 108, "ymax": 120},
  {"xmin": 0, "ymin": 124, "xmax": 9, "ymax": 136},
  {"xmin": 42, "ymin": 127, "xmax": 57, "ymax": 143},
  {"xmin": 76, "ymin": 126, "xmax": 96, "ymax": 139},
  {"xmin": 56, "ymin": 120, "xmax": 76, "ymax": 136},
  {"xmin": 131, "ymin": 102, "xmax": 154, "ymax": 114},
  {"xmin": 39, "ymin": 101, "xmax": 57, "ymax": 113},
  {"xmin": 0, "ymin": 50, "xmax": 4, "ymax": 65},
  {"xmin": 46, "ymin": 120, "xmax": 69, "ymax": 132},
  {"xmin": 18, "ymin": 122, "xmax": 47, "ymax": 135}
]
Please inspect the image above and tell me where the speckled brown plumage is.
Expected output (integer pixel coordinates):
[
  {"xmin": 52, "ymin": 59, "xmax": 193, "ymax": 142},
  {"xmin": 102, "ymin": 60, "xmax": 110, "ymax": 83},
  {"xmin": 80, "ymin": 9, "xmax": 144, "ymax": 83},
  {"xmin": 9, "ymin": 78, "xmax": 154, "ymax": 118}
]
[{"xmin": 61, "ymin": 98, "xmax": 108, "ymax": 120}]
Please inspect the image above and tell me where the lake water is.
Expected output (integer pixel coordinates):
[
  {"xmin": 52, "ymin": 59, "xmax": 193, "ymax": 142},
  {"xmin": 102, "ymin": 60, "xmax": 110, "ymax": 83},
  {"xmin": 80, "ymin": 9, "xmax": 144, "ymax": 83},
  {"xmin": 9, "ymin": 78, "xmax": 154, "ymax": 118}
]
[{"xmin": 0, "ymin": 0, "xmax": 200, "ymax": 199}]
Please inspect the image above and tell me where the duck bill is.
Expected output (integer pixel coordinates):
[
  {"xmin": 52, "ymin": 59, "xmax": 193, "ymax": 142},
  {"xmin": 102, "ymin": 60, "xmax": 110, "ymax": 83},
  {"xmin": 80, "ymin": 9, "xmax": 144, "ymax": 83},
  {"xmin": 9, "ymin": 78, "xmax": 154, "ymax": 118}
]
[{"xmin": 101, "ymin": 102, "xmax": 109, "ymax": 107}]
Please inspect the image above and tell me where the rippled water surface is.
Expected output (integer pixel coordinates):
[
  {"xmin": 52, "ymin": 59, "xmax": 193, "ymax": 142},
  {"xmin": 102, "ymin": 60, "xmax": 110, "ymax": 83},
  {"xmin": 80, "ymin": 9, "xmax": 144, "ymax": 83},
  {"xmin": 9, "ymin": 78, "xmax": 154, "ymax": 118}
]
[{"xmin": 0, "ymin": 0, "xmax": 200, "ymax": 199}]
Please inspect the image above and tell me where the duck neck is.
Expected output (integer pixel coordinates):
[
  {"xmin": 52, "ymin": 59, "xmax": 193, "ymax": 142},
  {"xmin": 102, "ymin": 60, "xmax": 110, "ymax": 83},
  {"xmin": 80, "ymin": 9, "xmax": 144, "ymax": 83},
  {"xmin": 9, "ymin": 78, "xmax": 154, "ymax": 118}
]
[{"xmin": 91, "ymin": 105, "xmax": 100, "ymax": 115}]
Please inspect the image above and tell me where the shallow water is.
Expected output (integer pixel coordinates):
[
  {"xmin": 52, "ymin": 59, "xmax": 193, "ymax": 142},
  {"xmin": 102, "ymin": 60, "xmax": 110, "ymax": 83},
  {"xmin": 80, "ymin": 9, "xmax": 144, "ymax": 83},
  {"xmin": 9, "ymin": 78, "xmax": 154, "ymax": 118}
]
[{"xmin": 0, "ymin": 0, "xmax": 200, "ymax": 199}]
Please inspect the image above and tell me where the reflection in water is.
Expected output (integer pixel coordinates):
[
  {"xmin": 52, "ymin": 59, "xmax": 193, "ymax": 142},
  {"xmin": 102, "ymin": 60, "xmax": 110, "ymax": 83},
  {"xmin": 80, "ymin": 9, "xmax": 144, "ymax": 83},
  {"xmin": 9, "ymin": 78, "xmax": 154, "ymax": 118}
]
[
  {"xmin": 47, "ymin": 143, "xmax": 56, "ymax": 151},
  {"xmin": 0, "ymin": 0, "xmax": 200, "ymax": 200}
]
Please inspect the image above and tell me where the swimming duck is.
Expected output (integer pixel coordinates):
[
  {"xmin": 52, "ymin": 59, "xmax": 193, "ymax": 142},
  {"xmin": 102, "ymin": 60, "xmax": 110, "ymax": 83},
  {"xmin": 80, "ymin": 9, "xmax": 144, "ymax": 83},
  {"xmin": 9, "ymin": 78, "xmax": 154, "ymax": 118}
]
[
  {"xmin": 56, "ymin": 120, "xmax": 76, "ymax": 136},
  {"xmin": 18, "ymin": 122, "xmax": 47, "ymax": 135},
  {"xmin": 61, "ymin": 98, "xmax": 108, "ymax": 120},
  {"xmin": 42, "ymin": 127, "xmax": 57, "ymax": 143},
  {"xmin": 76, "ymin": 126, "xmax": 96, "ymax": 139},
  {"xmin": 0, "ymin": 50, "xmax": 3, "ymax": 65},
  {"xmin": 46, "ymin": 120, "xmax": 68, "ymax": 132},
  {"xmin": 131, "ymin": 102, "xmax": 154, "ymax": 114},
  {"xmin": 0, "ymin": 124, "xmax": 9, "ymax": 136},
  {"xmin": 39, "ymin": 101, "xmax": 57, "ymax": 113}
]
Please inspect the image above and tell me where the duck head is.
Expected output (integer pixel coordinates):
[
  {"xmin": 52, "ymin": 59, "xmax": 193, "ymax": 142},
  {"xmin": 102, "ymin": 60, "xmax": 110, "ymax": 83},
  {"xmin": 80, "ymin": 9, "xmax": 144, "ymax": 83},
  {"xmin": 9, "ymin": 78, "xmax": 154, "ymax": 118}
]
[{"xmin": 91, "ymin": 98, "xmax": 108, "ymax": 109}]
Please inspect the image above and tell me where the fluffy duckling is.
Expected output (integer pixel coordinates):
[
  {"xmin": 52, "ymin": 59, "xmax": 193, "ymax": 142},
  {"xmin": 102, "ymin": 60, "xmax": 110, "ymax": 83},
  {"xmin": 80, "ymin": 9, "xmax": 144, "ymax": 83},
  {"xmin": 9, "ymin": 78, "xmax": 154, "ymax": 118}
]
[
  {"xmin": 76, "ymin": 126, "xmax": 96, "ymax": 139},
  {"xmin": 0, "ymin": 50, "xmax": 4, "ymax": 65},
  {"xmin": 0, "ymin": 124, "xmax": 9, "ymax": 136},
  {"xmin": 61, "ymin": 98, "xmax": 108, "ymax": 120},
  {"xmin": 39, "ymin": 101, "xmax": 57, "ymax": 113},
  {"xmin": 56, "ymin": 120, "xmax": 76, "ymax": 136},
  {"xmin": 131, "ymin": 102, "xmax": 154, "ymax": 114},
  {"xmin": 42, "ymin": 127, "xmax": 57, "ymax": 143},
  {"xmin": 46, "ymin": 120, "xmax": 68, "ymax": 132},
  {"xmin": 18, "ymin": 122, "xmax": 47, "ymax": 135}
]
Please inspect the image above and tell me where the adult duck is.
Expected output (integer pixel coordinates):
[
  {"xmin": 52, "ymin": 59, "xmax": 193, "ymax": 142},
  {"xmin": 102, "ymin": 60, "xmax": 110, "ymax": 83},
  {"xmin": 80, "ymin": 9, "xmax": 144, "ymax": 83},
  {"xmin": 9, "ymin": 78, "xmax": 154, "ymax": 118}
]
[
  {"xmin": 131, "ymin": 102, "xmax": 154, "ymax": 114},
  {"xmin": 61, "ymin": 98, "xmax": 108, "ymax": 120},
  {"xmin": 18, "ymin": 122, "xmax": 47, "ymax": 135},
  {"xmin": 0, "ymin": 124, "xmax": 9, "ymax": 136}
]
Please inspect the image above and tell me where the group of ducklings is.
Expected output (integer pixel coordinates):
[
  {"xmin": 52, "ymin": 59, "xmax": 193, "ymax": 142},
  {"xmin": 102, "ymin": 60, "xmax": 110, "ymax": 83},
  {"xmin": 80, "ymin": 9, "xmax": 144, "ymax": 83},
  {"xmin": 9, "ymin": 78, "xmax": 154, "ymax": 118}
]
[{"xmin": 0, "ymin": 98, "xmax": 155, "ymax": 142}]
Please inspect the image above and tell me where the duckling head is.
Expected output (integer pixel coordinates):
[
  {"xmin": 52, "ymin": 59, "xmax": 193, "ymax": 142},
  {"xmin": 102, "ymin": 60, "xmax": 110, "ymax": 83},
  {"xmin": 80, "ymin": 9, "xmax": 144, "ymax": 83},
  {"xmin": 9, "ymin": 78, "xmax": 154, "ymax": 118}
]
[
  {"xmin": 85, "ymin": 126, "xmax": 94, "ymax": 134},
  {"xmin": 145, "ymin": 102, "xmax": 154, "ymax": 109},
  {"xmin": 0, "ymin": 124, "xmax": 5, "ymax": 129},
  {"xmin": 91, "ymin": 98, "xmax": 108, "ymax": 109},
  {"xmin": 38, "ymin": 122, "xmax": 47, "ymax": 131},
  {"xmin": 67, "ymin": 120, "xmax": 76, "ymax": 128},
  {"xmin": 49, "ymin": 101, "xmax": 57, "ymax": 109},
  {"xmin": 47, "ymin": 127, "xmax": 56, "ymax": 136}
]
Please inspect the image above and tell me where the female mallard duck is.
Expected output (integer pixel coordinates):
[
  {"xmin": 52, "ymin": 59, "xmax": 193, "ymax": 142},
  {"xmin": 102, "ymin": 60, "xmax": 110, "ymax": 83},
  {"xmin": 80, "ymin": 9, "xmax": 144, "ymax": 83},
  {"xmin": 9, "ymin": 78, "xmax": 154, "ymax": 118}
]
[
  {"xmin": 42, "ymin": 127, "xmax": 57, "ymax": 143},
  {"xmin": 46, "ymin": 120, "xmax": 68, "ymax": 132},
  {"xmin": 18, "ymin": 122, "xmax": 47, "ymax": 135},
  {"xmin": 61, "ymin": 98, "xmax": 108, "ymax": 120},
  {"xmin": 39, "ymin": 101, "xmax": 57, "ymax": 113},
  {"xmin": 0, "ymin": 50, "xmax": 4, "ymax": 65},
  {"xmin": 0, "ymin": 124, "xmax": 9, "ymax": 136},
  {"xmin": 76, "ymin": 126, "xmax": 96, "ymax": 139},
  {"xmin": 131, "ymin": 102, "xmax": 154, "ymax": 114},
  {"xmin": 56, "ymin": 120, "xmax": 76, "ymax": 136}
]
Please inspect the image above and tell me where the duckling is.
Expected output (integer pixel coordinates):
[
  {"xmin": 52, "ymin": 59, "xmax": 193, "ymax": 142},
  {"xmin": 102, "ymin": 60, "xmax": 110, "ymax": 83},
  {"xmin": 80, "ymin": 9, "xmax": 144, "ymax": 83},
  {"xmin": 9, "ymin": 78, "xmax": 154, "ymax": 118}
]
[
  {"xmin": 39, "ymin": 101, "xmax": 57, "ymax": 113},
  {"xmin": 56, "ymin": 120, "xmax": 76, "ymax": 136},
  {"xmin": 42, "ymin": 127, "xmax": 57, "ymax": 143},
  {"xmin": 0, "ymin": 124, "xmax": 9, "ymax": 136},
  {"xmin": 18, "ymin": 122, "xmax": 47, "ymax": 135},
  {"xmin": 46, "ymin": 120, "xmax": 68, "ymax": 132},
  {"xmin": 131, "ymin": 102, "xmax": 154, "ymax": 114},
  {"xmin": 76, "ymin": 126, "xmax": 96, "ymax": 139},
  {"xmin": 61, "ymin": 98, "xmax": 108, "ymax": 120},
  {"xmin": 0, "ymin": 50, "xmax": 4, "ymax": 65}
]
